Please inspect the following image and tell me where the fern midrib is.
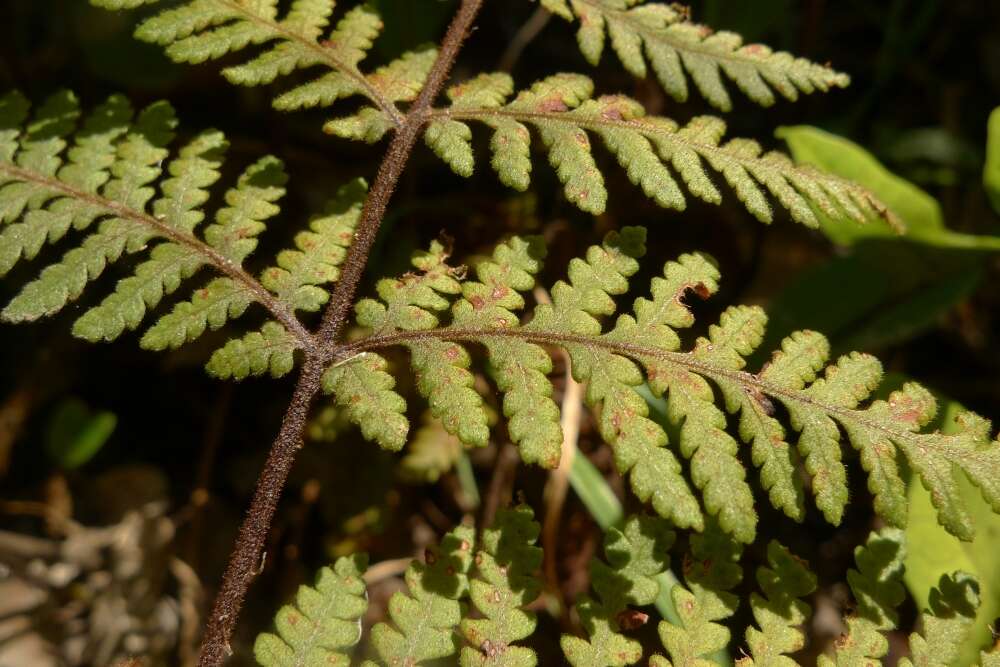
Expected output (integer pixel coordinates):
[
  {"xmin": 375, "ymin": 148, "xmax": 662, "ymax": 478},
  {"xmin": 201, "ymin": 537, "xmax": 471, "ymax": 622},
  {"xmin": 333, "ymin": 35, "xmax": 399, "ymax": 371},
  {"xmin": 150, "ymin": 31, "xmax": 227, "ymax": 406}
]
[
  {"xmin": 0, "ymin": 161, "xmax": 312, "ymax": 348},
  {"xmin": 339, "ymin": 326, "xmax": 948, "ymax": 453},
  {"xmin": 572, "ymin": 0, "xmax": 829, "ymax": 75},
  {"xmin": 213, "ymin": 0, "xmax": 404, "ymax": 126},
  {"xmin": 430, "ymin": 107, "xmax": 863, "ymax": 194}
]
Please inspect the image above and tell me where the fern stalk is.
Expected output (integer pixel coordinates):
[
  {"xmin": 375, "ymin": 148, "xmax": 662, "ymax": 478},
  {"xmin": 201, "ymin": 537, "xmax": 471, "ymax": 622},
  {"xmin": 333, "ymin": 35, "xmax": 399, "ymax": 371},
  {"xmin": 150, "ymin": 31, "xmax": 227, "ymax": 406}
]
[{"xmin": 195, "ymin": 1, "xmax": 485, "ymax": 665}]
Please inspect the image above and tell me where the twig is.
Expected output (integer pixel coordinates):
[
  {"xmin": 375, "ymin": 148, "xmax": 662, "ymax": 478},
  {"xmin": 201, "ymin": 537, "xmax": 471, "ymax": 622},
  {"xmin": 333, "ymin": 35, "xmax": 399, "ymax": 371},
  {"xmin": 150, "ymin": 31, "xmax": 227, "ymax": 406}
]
[{"xmin": 195, "ymin": 2, "xmax": 484, "ymax": 664}]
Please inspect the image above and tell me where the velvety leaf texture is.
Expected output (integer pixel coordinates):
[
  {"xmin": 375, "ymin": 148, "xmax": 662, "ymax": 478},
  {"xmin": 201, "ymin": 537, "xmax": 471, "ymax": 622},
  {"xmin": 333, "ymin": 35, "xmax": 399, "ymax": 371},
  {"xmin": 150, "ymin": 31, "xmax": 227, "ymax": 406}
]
[
  {"xmin": 0, "ymin": 90, "xmax": 365, "ymax": 380},
  {"xmin": 541, "ymin": 0, "xmax": 850, "ymax": 111},
  {"xmin": 332, "ymin": 226, "xmax": 1000, "ymax": 545},
  {"xmin": 428, "ymin": 72, "xmax": 894, "ymax": 223}
]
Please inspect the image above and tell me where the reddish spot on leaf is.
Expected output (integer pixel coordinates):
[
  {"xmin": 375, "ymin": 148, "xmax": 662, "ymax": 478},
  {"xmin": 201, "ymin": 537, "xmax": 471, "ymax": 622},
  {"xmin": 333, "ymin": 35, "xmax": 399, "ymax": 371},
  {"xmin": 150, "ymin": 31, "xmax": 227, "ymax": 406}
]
[
  {"xmin": 536, "ymin": 96, "xmax": 568, "ymax": 113},
  {"xmin": 692, "ymin": 282, "xmax": 712, "ymax": 300}
]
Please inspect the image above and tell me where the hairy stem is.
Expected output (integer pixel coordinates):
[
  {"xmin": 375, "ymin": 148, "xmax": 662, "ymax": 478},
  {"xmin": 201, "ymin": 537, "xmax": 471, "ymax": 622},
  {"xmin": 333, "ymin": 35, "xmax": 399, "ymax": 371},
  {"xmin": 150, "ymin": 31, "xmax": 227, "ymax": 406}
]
[
  {"xmin": 317, "ymin": 0, "xmax": 486, "ymax": 351},
  {"xmin": 196, "ymin": 2, "xmax": 484, "ymax": 664},
  {"xmin": 0, "ymin": 163, "xmax": 313, "ymax": 348}
]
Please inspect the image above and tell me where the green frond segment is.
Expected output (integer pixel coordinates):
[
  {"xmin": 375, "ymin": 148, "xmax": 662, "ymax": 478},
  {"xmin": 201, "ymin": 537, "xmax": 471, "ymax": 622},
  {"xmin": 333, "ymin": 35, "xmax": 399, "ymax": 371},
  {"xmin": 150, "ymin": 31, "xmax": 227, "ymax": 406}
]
[
  {"xmin": 322, "ymin": 352, "xmax": 409, "ymax": 452},
  {"xmin": 542, "ymin": 0, "xmax": 849, "ymax": 111},
  {"xmin": 761, "ymin": 330, "xmax": 1000, "ymax": 540},
  {"xmin": 818, "ymin": 528, "xmax": 907, "ymax": 666},
  {"xmin": 0, "ymin": 91, "xmax": 406, "ymax": 381},
  {"xmin": 261, "ymin": 177, "xmax": 363, "ymax": 312},
  {"xmin": 206, "ymin": 321, "xmax": 297, "ymax": 380},
  {"xmin": 900, "ymin": 573, "xmax": 981, "ymax": 667},
  {"xmin": 653, "ymin": 523, "xmax": 743, "ymax": 667},
  {"xmin": 254, "ymin": 553, "xmax": 369, "ymax": 667},
  {"xmin": 432, "ymin": 73, "xmax": 890, "ymax": 225},
  {"xmin": 528, "ymin": 227, "xmax": 704, "ymax": 533},
  {"xmin": 367, "ymin": 524, "xmax": 476, "ymax": 665},
  {"xmin": 697, "ymin": 306, "xmax": 805, "ymax": 522},
  {"xmin": 741, "ymin": 541, "xmax": 817, "ymax": 666},
  {"xmin": 353, "ymin": 240, "xmax": 491, "ymax": 448},
  {"xmin": 460, "ymin": 505, "xmax": 542, "ymax": 667},
  {"xmin": 561, "ymin": 514, "xmax": 675, "ymax": 666},
  {"xmin": 614, "ymin": 253, "xmax": 756, "ymax": 542},
  {"xmin": 103, "ymin": 0, "xmax": 440, "ymax": 140},
  {"xmin": 2, "ymin": 96, "xmax": 176, "ymax": 322},
  {"xmin": 451, "ymin": 235, "xmax": 562, "ymax": 467}
]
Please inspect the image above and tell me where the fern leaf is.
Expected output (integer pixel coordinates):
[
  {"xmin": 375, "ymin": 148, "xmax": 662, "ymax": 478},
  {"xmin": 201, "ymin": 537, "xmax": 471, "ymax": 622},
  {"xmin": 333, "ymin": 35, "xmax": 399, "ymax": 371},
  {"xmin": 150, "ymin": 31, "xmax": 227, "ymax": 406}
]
[
  {"xmin": 72, "ymin": 130, "xmax": 228, "ymax": 341},
  {"xmin": 740, "ymin": 541, "xmax": 817, "ymax": 666},
  {"xmin": 561, "ymin": 514, "xmax": 675, "ymax": 666},
  {"xmin": 3, "ymin": 100, "xmax": 176, "ymax": 321},
  {"xmin": 254, "ymin": 553, "xmax": 369, "ymax": 667},
  {"xmin": 613, "ymin": 252, "xmax": 756, "ymax": 542},
  {"xmin": 355, "ymin": 240, "xmax": 491, "ymax": 447},
  {"xmin": 543, "ymin": 0, "xmax": 850, "ymax": 111},
  {"xmin": 0, "ymin": 92, "xmax": 392, "ymax": 382},
  {"xmin": 342, "ymin": 230, "xmax": 1000, "ymax": 542},
  {"xmin": 653, "ymin": 522, "xmax": 742, "ymax": 667},
  {"xmin": 206, "ymin": 321, "xmax": 297, "ymax": 380},
  {"xmin": 460, "ymin": 505, "xmax": 542, "ymax": 667},
  {"xmin": 527, "ymin": 227, "xmax": 704, "ymax": 532},
  {"xmin": 697, "ymin": 306, "xmax": 805, "ymax": 521},
  {"xmin": 260, "ymin": 177, "xmax": 363, "ymax": 313},
  {"xmin": 818, "ymin": 528, "xmax": 906, "ymax": 666},
  {"xmin": 102, "ymin": 0, "xmax": 441, "ymax": 138},
  {"xmin": 900, "ymin": 573, "xmax": 981, "ymax": 667},
  {"xmin": 322, "ymin": 352, "xmax": 409, "ymax": 451},
  {"xmin": 431, "ymin": 73, "xmax": 892, "ymax": 223},
  {"xmin": 367, "ymin": 524, "xmax": 476, "ymax": 665},
  {"xmin": 452, "ymin": 235, "xmax": 562, "ymax": 467}
]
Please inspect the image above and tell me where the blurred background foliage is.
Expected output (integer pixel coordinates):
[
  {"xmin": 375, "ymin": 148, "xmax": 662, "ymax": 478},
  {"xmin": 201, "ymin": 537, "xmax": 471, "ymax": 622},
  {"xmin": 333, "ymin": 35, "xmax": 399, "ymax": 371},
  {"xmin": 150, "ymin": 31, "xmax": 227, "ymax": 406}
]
[{"xmin": 1, "ymin": 0, "xmax": 999, "ymax": 664}]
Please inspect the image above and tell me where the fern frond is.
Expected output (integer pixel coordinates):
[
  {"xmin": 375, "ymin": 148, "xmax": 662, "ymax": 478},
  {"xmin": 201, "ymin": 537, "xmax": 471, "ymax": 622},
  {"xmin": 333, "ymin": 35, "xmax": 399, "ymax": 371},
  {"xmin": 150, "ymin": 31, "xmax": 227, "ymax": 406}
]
[
  {"xmin": 340, "ymin": 228, "xmax": 1000, "ymax": 544},
  {"xmin": 366, "ymin": 524, "xmax": 476, "ymax": 665},
  {"xmin": 1, "ymin": 91, "xmax": 369, "ymax": 380},
  {"xmin": 538, "ymin": 0, "xmax": 850, "ymax": 111},
  {"xmin": 93, "ymin": 0, "xmax": 441, "ymax": 137},
  {"xmin": 254, "ymin": 553, "xmax": 369, "ymax": 667},
  {"xmin": 427, "ymin": 73, "xmax": 894, "ymax": 223},
  {"xmin": 399, "ymin": 411, "xmax": 464, "ymax": 483},
  {"xmin": 460, "ymin": 505, "xmax": 542, "ymax": 667},
  {"xmin": 561, "ymin": 514, "xmax": 675, "ymax": 666},
  {"xmin": 739, "ymin": 541, "xmax": 817, "ymax": 666},
  {"xmin": 651, "ymin": 522, "xmax": 742, "ymax": 666}
]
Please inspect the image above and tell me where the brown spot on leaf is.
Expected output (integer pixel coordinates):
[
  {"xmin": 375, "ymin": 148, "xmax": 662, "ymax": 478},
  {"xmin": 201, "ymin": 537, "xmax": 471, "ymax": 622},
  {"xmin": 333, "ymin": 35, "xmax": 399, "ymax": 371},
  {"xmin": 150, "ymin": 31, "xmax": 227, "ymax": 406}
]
[
  {"xmin": 692, "ymin": 282, "xmax": 712, "ymax": 299},
  {"xmin": 536, "ymin": 96, "xmax": 568, "ymax": 113},
  {"xmin": 616, "ymin": 609, "xmax": 649, "ymax": 630}
]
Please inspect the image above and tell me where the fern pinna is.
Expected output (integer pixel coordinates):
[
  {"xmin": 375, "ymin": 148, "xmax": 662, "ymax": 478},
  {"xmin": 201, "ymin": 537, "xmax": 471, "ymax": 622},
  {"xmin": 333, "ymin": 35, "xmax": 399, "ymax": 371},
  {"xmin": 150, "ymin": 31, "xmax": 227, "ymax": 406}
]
[{"xmin": 253, "ymin": 507, "xmax": 1000, "ymax": 666}]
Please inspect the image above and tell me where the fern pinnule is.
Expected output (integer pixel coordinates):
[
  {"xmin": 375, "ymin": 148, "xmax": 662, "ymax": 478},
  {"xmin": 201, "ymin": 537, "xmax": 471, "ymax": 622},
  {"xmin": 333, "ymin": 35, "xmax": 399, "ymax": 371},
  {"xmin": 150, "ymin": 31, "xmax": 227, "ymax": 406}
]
[
  {"xmin": 539, "ymin": 0, "xmax": 850, "ymax": 112},
  {"xmin": 254, "ymin": 553, "xmax": 369, "ymax": 667},
  {"xmin": 739, "ymin": 542, "xmax": 817, "ymax": 666},
  {"xmin": 365, "ymin": 524, "xmax": 476, "ymax": 666},
  {"xmin": 651, "ymin": 522, "xmax": 742, "ymax": 667},
  {"xmin": 92, "ymin": 0, "xmax": 435, "ymax": 140},
  {"xmin": 460, "ymin": 505, "xmax": 543, "ymax": 667},
  {"xmin": 427, "ymin": 73, "xmax": 895, "ymax": 224},
  {"xmin": 561, "ymin": 514, "xmax": 675, "ymax": 666},
  {"xmin": 0, "ymin": 90, "xmax": 369, "ymax": 381}
]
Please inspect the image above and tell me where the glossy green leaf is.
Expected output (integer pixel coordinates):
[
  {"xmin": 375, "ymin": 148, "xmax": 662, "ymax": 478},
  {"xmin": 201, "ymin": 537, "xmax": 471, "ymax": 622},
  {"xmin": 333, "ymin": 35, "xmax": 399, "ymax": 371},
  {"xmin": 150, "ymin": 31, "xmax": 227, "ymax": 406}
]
[{"xmin": 45, "ymin": 398, "xmax": 117, "ymax": 469}]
